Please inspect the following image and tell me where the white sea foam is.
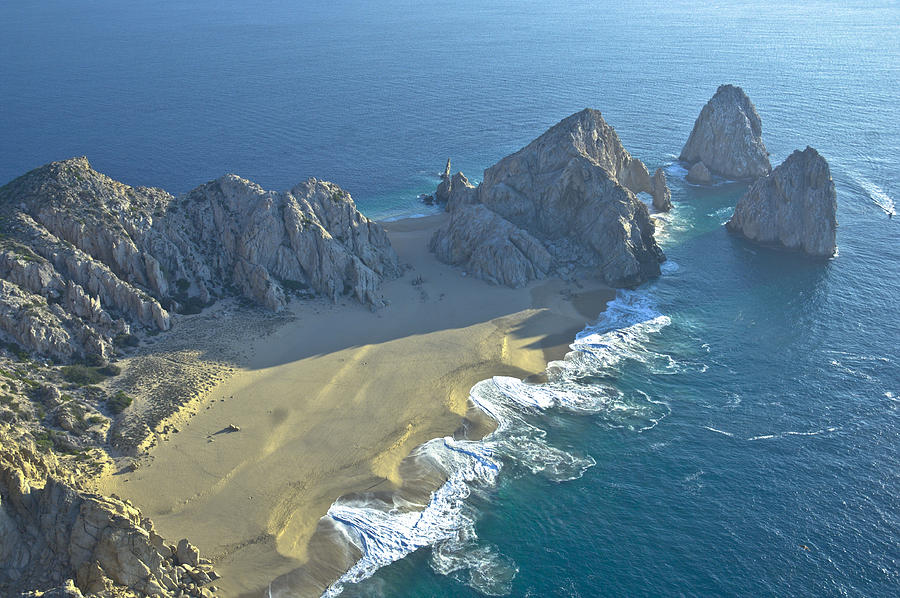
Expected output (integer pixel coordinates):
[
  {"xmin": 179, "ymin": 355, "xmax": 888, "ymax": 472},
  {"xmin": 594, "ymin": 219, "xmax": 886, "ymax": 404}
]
[
  {"xmin": 746, "ymin": 427, "xmax": 838, "ymax": 441},
  {"xmin": 666, "ymin": 162, "xmax": 689, "ymax": 178},
  {"xmin": 703, "ymin": 426, "xmax": 735, "ymax": 437},
  {"xmin": 661, "ymin": 260, "xmax": 680, "ymax": 273},
  {"xmin": 321, "ymin": 287, "xmax": 674, "ymax": 596}
]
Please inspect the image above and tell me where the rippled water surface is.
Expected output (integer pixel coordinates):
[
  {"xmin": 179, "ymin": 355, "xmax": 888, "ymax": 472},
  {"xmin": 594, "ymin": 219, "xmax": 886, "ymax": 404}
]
[{"xmin": 3, "ymin": 1, "xmax": 898, "ymax": 596}]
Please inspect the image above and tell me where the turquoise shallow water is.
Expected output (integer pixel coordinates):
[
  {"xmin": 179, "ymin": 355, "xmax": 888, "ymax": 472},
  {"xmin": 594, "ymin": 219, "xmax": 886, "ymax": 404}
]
[{"xmin": 3, "ymin": 1, "xmax": 899, "ymax": 596}]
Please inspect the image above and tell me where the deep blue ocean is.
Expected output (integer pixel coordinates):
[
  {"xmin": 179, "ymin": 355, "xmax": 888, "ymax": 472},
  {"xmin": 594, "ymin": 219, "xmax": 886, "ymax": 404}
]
[{"xmin": 3, "ymin": 1, "xmax": 899, "ymax": 596}]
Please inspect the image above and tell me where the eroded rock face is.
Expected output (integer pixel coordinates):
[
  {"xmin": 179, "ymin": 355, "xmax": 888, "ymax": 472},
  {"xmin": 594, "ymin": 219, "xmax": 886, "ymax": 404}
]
[
  {"xmin": 0, "ymin": 157, "xmax": 400, "ymax": 360},
  {"xmin": 651, "ymin": 168, "xmax": 673, "ymax": 211},
  {"xmin": 726, "ymin": 147, "xmax": 837, "ymax": 256},
  {"xmin": 430, "ymin": 109, "xmax": 665, "ymax": 287},
  {"xmin": 0, "ymin": 431, "xmax": 218, "ymax": 597},
  {"xmin": 680, "ymin": 84, "xmax": 772, "ymax": 180}
]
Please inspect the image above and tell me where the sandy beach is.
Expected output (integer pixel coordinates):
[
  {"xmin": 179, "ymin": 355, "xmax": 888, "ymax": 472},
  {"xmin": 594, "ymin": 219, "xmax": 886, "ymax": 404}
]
[{"xmin": 96, "ymin": 213, "xmax": 613, "ymax": 597}]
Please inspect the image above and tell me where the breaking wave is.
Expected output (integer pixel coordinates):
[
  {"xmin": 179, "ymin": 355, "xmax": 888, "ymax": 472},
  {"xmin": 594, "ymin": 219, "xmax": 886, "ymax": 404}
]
[{"xmin": 319, "ymin": 288, "xmax": 675, "ymax": 597}]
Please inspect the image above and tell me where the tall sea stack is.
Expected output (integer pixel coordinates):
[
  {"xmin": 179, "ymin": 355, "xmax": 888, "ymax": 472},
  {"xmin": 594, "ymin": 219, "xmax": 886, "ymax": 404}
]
[
  {"xmin": 726, "ymin": 147, "xmax": 837, "ymax": 257},
  {"xmin": 680, "ymin": 84, "xmax": 772, "ymax": 181}
]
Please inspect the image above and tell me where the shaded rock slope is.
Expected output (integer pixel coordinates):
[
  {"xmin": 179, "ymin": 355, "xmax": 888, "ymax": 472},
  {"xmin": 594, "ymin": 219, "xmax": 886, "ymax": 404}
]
[
  {"xmin": 0, "ymin": 157, "xmax": 400, "ymax": 361},
  {"xmin": 680, "ymin": 84, "xmax": 772, "ymax": 181},
  {"xmin": 727, "ymin": 147, "xmax": 837, "ymax": 256},
  {"xmin": 430, "ymin": 109, "xmax": 667, "ymax": 288},
  {"xmin": 1, "ymin": 429, "xmax": 218, "ymax": 597}
]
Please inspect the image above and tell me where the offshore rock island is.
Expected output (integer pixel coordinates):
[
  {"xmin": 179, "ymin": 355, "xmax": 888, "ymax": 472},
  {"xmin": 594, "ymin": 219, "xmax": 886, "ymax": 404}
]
[
  {"xmin": 727, "ymin": 146, "xmax": 838, "ymax": 257},
  {"xmin": 680, "ymin": 84, "xmax": 772, "ymax": 182},
  {"xmin": 430, "ymin": 109, "xmax": 668, "ymax": 288}
]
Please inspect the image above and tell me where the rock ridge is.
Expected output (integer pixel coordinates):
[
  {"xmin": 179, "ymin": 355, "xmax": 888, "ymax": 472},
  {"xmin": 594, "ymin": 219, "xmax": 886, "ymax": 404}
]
[{"xmin": 0, "ymin": 157, "xmax": 400, "ymax": 360}]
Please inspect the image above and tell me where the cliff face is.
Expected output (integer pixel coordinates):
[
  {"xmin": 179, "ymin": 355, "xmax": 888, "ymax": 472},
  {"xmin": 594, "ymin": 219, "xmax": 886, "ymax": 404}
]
[
  {"xmin": 0, "ymin": 430, "xmax": 218, "ymax": 597},
  {"xmin": 0, "ymin": 158, "xmax": 400, "ymax": 360},
  {"xmin": 680, "ymin": 84, "xmax": 772, "ymax": 181},
  {"xmin": 430, "ymin": 109, "xmax": 666, "ymax": 288},
  {"xmin": 726, "ymin": 147, "xmax": 837, "ymax": 257}
]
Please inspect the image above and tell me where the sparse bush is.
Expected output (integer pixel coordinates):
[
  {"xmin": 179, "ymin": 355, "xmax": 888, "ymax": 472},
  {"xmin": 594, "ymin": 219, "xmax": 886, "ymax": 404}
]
[
  {"xmin": 61, "ymin": 365, "xmax": 105, "ymax": 386},
  {"xmin": 176, "ymin": 296, "xmax": 206, "ymax": 315},
  {"xmin": 114, "ymin": 333, "xmax": 139, "ymax": 348},
  {"xmin": 33, "ymin": 431, "xmax": 53, "ymax": 452},
  {"xmin": 108, "ymin": 391, "xmax": 133, "ymax": 414},
  {"xmin": 98, "ymin": 363, "xmax": 121, "ymax": 377},
  {"xmin": 3, "ymin": 341, "xmax": 29, "ymax": 361},
  {"xmin": 84, "ymin": 353, "xmax": 106, "ymax": 367},
  {"xmin": 279, "ymin": 278, "xmax": 308, "ymax": 293}
]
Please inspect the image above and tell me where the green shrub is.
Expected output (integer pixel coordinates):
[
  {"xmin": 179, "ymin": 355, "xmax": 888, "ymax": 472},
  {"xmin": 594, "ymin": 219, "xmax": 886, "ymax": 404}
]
[
  {"xmin": 84, "ymin": 353, "xmax": 106, "ymax": 367},
  {"xmin": 114, "ymin": 333, "xmax": 140, "ymax": 348},
  {"xmin": 33, "ymin": 431, "xmax": 52, "ymax": 452},
  {"xmin": 108, "ymin": 391, "xmax": 133, "ymax": 414},
  {"xmin": 176, "ymin": 296, "xmax": 206, "ymax": 315},
  {"xmin": 98, "ymin": 364, "xmax": 121, "ymax": 376},
  {"xmin": 61, "ymin": 365, "xmax": 105, "ymax": 386},
  {"xmin": 3, "ymin": 341, "xmax": 29, "ymax": 361},
  {"xmin": 279, "ymin": 278, "xmax": 308, "ymax": 293}
]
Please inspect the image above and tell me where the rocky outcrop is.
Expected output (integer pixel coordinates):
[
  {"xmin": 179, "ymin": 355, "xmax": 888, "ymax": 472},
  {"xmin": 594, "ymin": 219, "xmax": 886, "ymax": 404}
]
[
  {"xmin": 0, "ymin": 157, "xmax": 400, "ymax": 360},
  {"xmin": 680, "ymin": 84, "xmax": 772, "ymax": 180},
  {"xmin": 651, "ymin": 168, "xmax": 672, "ymax": 211},
  {"xmin": 430, "ymin": 109, "xmax": 665, "ymax": 287},
  {"xmin": 0, "ymin": 430, "xmax": 219, "ymax": 597},
  {"xmin": 429, "ymin": 204, "xmax": 552, "ymax": 287},
  {"xmin": 434, "ymin": 158, "xmax": 452, "ymax": 204},
  {"xmin": 726, "ymin": 147, "xmax": 837, "ymax": 256},
  {"xmin": 686, "ymin": 161, "xmax": 712, "ymax": 185}
]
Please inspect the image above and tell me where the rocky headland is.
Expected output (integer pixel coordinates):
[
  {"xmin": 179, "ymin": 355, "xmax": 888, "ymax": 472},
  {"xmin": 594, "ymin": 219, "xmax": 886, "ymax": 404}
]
[
  {"xmin": 428, "ymin": 109, "xmax": 667, "ymax": 288},
  {"xmin": 0, "ymin": 157, "xmax": 400, "ymax": 362},
  {"xmin": 680, "ymin": 84, "xmax": 772, "ymax": 182},
  {"xmin": 726, "ymin": 146, "xmax": 837, "ymax": 257}
]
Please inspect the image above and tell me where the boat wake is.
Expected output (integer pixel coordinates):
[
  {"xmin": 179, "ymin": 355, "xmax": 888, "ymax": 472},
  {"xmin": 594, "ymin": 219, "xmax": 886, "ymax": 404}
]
[{"xmin": 854, "ymin": 174, "xmax": 895, "ymax": 217}]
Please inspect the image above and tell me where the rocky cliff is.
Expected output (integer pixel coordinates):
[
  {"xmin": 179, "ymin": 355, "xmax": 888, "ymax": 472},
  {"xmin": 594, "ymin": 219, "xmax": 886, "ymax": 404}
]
[
  {"xmin": 429, "ymin": 109, "xmax": 666, "ymax": 288},
  {"xmin": 680, "ymin": 84, "xmax": 772, "ymax": 181},
  {"xmin": 726, "ymin": 147, "xmax": 837, "ymax": 256},
  {"xmin": 1, "ymin": 429, "xmax": 219, "ymax": 597},
  {"xmin": 0, "ymin": 157, "xmax": 400, "ymax": 361}
]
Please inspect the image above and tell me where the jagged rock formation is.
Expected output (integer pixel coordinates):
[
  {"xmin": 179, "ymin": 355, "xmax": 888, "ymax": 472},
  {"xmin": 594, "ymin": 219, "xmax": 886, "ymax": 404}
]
[
  {"xmin": 0, "ymin": 430, "xmax": 219, "ymax": 597},
  {"xmin": 726, "ymin": 147, "xmax": 837, "ymax": 256},
  {"xmin": 0, "ymin": 157, "xmax": 400, "ymax": 360},
  {"xmin": 651, "ymin": 168, "xmax": 672, "ymax": 211},
  {"xmin": 434, "ymin": 158, "xmax": 452, "ymax": 204},
  {"xmin": 680, "ymin": 84, "xmax": 772, "ymax": 181},
  {"xmin": 430, "ymin": 109, "xmax": 665, "ymax": 287}
]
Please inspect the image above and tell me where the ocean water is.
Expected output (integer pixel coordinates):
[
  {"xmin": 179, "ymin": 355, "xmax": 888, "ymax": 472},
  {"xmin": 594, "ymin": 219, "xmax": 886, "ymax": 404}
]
[{"xmin": 3, "ymin": 1, "xmax": 899, "ymax": 596}]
